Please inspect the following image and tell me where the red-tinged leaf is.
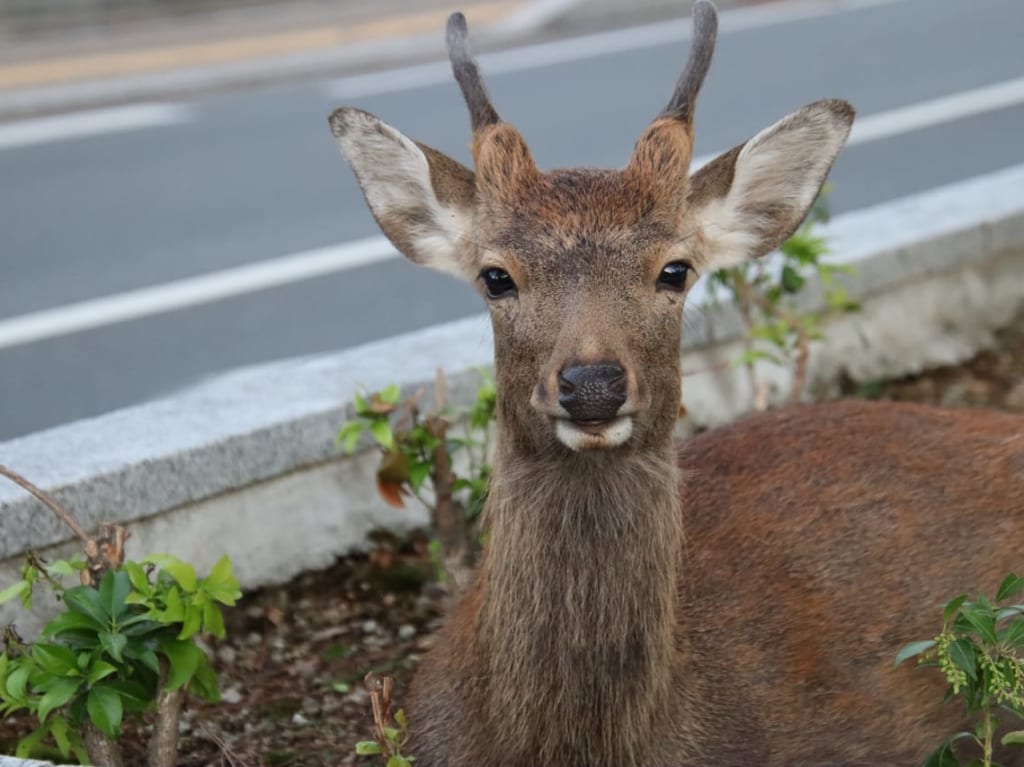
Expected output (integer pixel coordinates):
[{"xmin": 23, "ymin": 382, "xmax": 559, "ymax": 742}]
[{"xmin": 377, "ymin": 479, "xmax": 408, "ymax": 509}]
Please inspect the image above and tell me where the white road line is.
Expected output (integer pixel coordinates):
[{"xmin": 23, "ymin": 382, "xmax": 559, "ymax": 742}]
[
  {"xmin": 847, "ymin": 76, "xmax": 1024, "ymax": 146},
  {"xmin": 0, "ymin": 237, "xmax": 392, "ymax": 350},
  {"xmin": 326, "ymin": 0, "xmax": 905, "ymax": 100},
  {"xmin": 0, "ymin": 103, "xmax": 193, "ymax": 151},
  {"xmin": 1, "ymin": 68, "xmax": 1020, "ymax": 351}
]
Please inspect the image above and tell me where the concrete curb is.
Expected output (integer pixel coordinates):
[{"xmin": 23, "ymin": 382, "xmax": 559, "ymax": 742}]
[{"xmin": 2, "ymin": 164, "xmax": 1024, "ymax": 640}]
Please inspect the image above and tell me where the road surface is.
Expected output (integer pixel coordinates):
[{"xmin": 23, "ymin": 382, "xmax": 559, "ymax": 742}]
[{"xmin": 1, "ymin": 0, "xmax": 1023, "ymax": 439}]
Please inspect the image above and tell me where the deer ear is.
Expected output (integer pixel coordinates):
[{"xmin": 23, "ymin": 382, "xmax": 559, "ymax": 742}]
[
  {"xmin": 689, "ymin": 99, "xmax": 854, "ymax": 270},
  {"xmin": 329, "ymin": 107, "xmax": 477, "ymax": 280}
]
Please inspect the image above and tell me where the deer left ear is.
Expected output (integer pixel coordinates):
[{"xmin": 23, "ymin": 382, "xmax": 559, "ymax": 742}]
[
  {"xmin": 689, "ymin": 99, "xmax": 854, "ymax": 270},
  {"xmin": 329, "ymin": 107, "xmax": 477, "ymax": 280}
]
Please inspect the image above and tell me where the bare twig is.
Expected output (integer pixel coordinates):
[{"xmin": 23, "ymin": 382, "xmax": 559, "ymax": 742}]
[
  {"xmin": 0, "ymin": 464, "xmax": 89, "ymax": 543},
  {"xmin": 199, "ymin": 722, "xmax": 248, "ymax": 767},
  {"xmin": 0, "ymin": 464, "xmax": 129, "ymax": 586}
]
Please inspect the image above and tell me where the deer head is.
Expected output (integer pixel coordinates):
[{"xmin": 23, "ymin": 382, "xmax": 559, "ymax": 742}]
[{"xmin": 329, "ymin": 0, "xmax": 853, "ymax": 456}]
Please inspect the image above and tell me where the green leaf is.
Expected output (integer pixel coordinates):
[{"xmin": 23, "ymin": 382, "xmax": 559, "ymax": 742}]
[
  {"xmin": 87, "ymin": 660, "xmax": 118, "ymax": 686},
  {"xmin": 15, "ymin": 727, "xmax": 46, "ymax": 759},
  {"xmin": 179, "ymin": 604, "xmax": 203, "ymax": 639},
  {"xmin": 106, "ymin": 680, "xmax": 152, "ymax": 713},
  {"xmin": 409, "ymin": 462, "xmax": 432, "ymax": 492},
  {"xmin": 379, "ymin": 384, "xmax": 402, "ymax": 405},
  {"xmin": 0, "ymin": 580, "xmax": 29, "ymax": 606},
  {"xmin": 32, "ymin": 643, "xmax": 80, "ymax": 676},
  {"xmin": 998, "ymin": 574, "xmax": 1024, "ymax": 602},
  {"xmin": 37, "ymin": 677, "xmax": 81, "ymax": 724},
  {"xmin": 5, "ymin": 664, "xmax": 30, "ymax": 700},
  {"xmin": 394, "ymin": 709, "xmax": 406, "ymax": 728},
  {"xmin": 354, "ymin": 390, "xmax": 368, "ymax": 414},
  {"xmin": 780, "ymin": 265, "xmax": 805, "ymax": 293},
  {"xmin": 894, "ymin": 640, "xmax": 936, "ymax": 667},
  {"xmin": 158, "ymin": 586, "xmax": 186, "ymax": 623},
  {"xmin": 382, "ymin": 726, "xmax": 400, "ymax": 741},
  {"xmin": 999, "ymin": 617, "xmax": 1024, "ymax": 649},
  {"xmin": 42, "ymin": 610, "xmax": 105, "ymax": 638},
  {"xmin": 46, "ymin": 560, "xmax": 76, "ymax": 578},
  {"xmin": 387, "ymin": 757, "xmax": 411, "ymax": 767},
  {"xmin": 944, "ymin": 595, "xmax": 969, "ymax": 625},
  {"xmin": 99, "ymin": 570, "xmax": 132, "ymax": 623},
  {"xmin": 336, "ymin": 421, "xmax": 363, "ymax": 452},
  {"xmin": 99, "ymin": 632, "xmax": 127, "ymax": 663},
  {"xmin": 201, "ymin": 556, "xmax": 241, "ymax": 606},
  {"xmin": 1001, "ymin": 730, "xmax": 1024, "ymax": 746},
  {"xmin": 370, "ymin": 419, "xmax": 394, "ymax": 450},
  {"xmin": 202, "ymin": 602, "xmax": 226, "ymax": 639},
  {"xmin": 62, "ymin": 586, "xmax": 110, "ymax": 626},
  {"xmin": 124, "ymin": 561, "xmax": 152, "ymax": 596},
  {"xmin": 189, "ymin": 656, "xmax": 220, "ymax": 703},
  {"xmin": 49, "ymin": 714, "xmax": 73, "ymax": 757},
  {"xmin": 355, "ymin": 741, "xmax": 382, "ymax": 755},
  {"xmin": 145, "ymin": 556, "xmax": 197, "ymax": 593},
  {"xmin": 161, "ymin": 640, "xmax": 202, "ymax": 691},
  {"xmin": 960, "ymin": 605, "xmax": 998, "ymax": 646},
  {"xmin": 949, "ymin": 638, "xmax": 978, "ymax": 680},
  {"xmin": 86, "ymin": 685, "xmax": 123, "ymax": 738}
]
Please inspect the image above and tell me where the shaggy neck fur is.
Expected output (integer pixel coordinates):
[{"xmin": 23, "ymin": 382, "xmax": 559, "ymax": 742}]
[{"xmin": 473, "ymin": 433, "xmax": 684, "ymax": 765}]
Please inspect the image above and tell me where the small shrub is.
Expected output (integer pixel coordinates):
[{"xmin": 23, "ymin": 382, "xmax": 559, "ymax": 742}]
[{"xmin": 896, "ymin": 573, "xmax": 1024, "ymax": 766}]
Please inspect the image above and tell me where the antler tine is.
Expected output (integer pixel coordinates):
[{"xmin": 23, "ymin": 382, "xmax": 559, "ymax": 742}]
[
  {"xmin": 663, "ymin": 0, "xmax": 719, "ymax": 122},
  {"xmin": 447, "ymin": 12, "xmax": 500, "ymax": 132}
]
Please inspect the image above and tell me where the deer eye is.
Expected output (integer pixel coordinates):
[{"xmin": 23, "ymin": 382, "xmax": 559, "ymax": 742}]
[
  {"xmin": 480, "ymin": 267, "xmax": 517, "ymax": 299},
  {"xmin": 657, "ymin": 261, "xmax": 692, "ymax": 292}
]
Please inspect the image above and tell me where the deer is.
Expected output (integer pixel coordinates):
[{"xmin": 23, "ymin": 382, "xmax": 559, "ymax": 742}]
[{"xmin": 328, "ymin": 2, "xmax": 1024, "ymax": 764}]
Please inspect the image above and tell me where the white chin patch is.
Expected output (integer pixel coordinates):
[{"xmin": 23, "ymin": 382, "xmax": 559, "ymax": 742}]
[{"xmin": 555, "ymin": 417, "xmax": 634, "ymax": 451}]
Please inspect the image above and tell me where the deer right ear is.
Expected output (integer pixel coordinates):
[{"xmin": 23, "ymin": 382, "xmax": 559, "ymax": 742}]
[
  {"xmin": 688, "ymin": 99, "xmax": 854, "ymax": 270},
  {"xmin": 329, "ymin": 107, "xmax": 477, "ymax": 280}
]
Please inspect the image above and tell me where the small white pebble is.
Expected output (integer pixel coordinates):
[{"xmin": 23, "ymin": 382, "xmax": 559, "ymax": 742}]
[
  {"xmin": 292, "ymin": 712, "xmax": 311, "ymax": 726},
  {"xmin": 398, "ymin": 624, "xmax": 417, "ymax": 640},
  {"xmin": 361, "ymin": 619, "xmax": 380, "ymax": 634},
  {"xmin": 221, "ymin": 686, "xmax": 243, "ymax": 704}
]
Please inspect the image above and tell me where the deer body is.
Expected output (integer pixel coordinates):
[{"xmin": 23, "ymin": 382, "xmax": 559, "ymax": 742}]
[
  {"xmin": 408, "ymin": 401, "xmax": 1024, "ymax": 766},
  {"xmin": 329, "ymin": 3, "xmax": 1024, "ymax": 763}
]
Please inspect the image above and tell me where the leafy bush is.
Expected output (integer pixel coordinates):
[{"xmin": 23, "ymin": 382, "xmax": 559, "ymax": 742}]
[
  {"xmin": 0, "ymin": 464, "xmax": 241, "ymax": 766},
  {"xmin": 896, "ymin": 574, "xmax": 1024, "ymax": 766}
]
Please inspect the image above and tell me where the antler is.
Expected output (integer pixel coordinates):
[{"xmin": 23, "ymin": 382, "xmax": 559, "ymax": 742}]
[
  {"xmin": 662, "ymin": 0, "xmax": 718, "ymax": 122},
  {"xmin": 447, "ymin": 12, "xmax": 500, "ymax": 132}
]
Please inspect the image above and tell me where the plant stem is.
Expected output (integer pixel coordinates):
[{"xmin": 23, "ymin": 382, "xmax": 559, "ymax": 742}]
[
  {"xmin": 982, "ymin": 706, "xmax": 994, "ymax": 767},
  {"xmin": 84, "ymin": 720, "xmax": 125, "ymax": 767},
  {"xmin": 148, "ymin": 658, "xmax": 184, "ymax": 767}
]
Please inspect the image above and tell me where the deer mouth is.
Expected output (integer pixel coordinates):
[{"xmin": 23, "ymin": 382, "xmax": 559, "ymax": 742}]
[{"xmin": 555, "ymin": 416, "xmax": 633, "ymax": 451}]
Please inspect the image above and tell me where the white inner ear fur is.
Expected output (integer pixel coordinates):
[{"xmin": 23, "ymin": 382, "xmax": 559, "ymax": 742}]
[
  {"xmin": 333, "ymin": 111, "xmax": 471, "ymax": 278},
  {"xmin": 697, "ymin": 104, "xmax": 851, "ymax": 270}
]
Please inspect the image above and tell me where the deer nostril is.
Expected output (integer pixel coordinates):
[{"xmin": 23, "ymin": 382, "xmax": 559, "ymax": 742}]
[
  {"xmin": 557, "ymin": 371, "xmax": 576, "ymax": 397},
  {"xmin": 557, "ymin": 363, "xmax": 629, "ymax": 421}
]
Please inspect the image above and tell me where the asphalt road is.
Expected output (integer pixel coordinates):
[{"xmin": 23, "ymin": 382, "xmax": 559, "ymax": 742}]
[{"xmin": 2, "ymin": 0, "xmax": 1024, "ymax": 440}]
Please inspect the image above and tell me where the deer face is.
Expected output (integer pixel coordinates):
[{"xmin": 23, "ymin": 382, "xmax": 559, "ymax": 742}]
[{"xmin": 330, "ymin": 1, "xmax": 853, "ymax": 453}]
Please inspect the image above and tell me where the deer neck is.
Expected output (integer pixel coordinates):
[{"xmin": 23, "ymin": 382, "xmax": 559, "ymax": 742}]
[{"xmin": 472, "ymin": 434, "xmax": 684, "ymax": 763}]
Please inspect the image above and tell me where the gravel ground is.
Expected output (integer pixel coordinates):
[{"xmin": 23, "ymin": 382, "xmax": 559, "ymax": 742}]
[{"xmin": 2, "ymin": 310, "xmax": 1022, "ymax": 766}]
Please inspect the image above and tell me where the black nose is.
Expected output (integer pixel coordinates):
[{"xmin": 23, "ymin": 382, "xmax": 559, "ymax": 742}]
[{"xmin": 558, "ymin": 363, "xmax": 628, "ymax": 422}]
